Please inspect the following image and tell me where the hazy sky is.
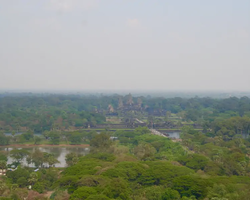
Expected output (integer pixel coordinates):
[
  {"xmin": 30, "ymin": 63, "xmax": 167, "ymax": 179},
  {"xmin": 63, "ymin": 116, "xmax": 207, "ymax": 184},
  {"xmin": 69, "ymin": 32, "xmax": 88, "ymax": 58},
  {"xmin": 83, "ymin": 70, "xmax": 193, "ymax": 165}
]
[{"xmin": 0, "ymin": 0, "xmax": 249, "ymax": 91}]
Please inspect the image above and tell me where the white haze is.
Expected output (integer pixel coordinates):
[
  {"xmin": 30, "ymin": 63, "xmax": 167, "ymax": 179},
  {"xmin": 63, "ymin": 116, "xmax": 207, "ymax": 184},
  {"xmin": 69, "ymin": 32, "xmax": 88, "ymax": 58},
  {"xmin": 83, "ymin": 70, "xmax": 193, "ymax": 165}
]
[{"xmin": 0, "ymin": 0, "xmax": 249, "ymax": 91}]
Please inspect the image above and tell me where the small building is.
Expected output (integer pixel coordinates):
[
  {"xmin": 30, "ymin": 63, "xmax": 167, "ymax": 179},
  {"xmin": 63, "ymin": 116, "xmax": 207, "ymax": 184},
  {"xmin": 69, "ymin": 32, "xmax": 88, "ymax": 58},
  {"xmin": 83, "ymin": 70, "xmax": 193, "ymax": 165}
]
[
  {"xmin": 0, "ymin": 169, "xmax": 7, "ymax": 176},
  {"xmin": 110, "ymin": 136, "xmax": 118, "ymax": 141}
]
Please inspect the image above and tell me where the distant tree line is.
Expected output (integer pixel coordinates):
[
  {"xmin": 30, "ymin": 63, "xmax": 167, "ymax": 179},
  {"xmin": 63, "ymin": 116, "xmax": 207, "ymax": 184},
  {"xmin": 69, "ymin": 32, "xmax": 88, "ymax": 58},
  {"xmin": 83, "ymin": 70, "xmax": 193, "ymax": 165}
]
[{"xmin": 0, "ymin": 94, "xmax": 250, "ymax": 132}]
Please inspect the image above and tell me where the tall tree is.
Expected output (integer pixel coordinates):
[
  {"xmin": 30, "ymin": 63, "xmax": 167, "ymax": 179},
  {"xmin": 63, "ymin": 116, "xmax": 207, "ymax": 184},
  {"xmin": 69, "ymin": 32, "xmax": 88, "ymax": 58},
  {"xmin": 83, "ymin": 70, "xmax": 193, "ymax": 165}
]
[
  {"xmin": 90, "ymin": 133, "xmax": 113, "ymax": 152},
  {"xmin": 10, "ymin": 149, "xmax": 29, "ymax": 163},
  {"xmin": 0, "ymin": 160, "xmax": 6, "ymax": 170}
]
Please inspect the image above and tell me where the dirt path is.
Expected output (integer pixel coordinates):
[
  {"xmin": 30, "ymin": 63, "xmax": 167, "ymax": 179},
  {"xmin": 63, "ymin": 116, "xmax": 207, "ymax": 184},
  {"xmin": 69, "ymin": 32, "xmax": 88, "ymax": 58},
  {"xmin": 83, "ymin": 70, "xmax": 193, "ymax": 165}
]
[{"xmin": 44, "ymin": 191, "xmax": 54, "ymax": 199}]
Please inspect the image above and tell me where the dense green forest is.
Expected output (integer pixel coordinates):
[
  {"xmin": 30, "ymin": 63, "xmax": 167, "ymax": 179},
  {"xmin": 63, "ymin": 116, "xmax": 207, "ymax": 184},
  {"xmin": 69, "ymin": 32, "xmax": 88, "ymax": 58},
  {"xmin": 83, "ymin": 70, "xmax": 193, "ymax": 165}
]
[
  {"xmin": 1, "ymin": 126, "xmax": 250, "ymax": 199},
  {"xmin": 1, "ymin": 94, "xmax": 250, "ymax": 132},
  {"xmin": 1, "ymin": 94, "xmax": 250, "ymax": 199},
  {"xmin": 0, "ymin": 95, "xmax": 107, "ymax": 132}
]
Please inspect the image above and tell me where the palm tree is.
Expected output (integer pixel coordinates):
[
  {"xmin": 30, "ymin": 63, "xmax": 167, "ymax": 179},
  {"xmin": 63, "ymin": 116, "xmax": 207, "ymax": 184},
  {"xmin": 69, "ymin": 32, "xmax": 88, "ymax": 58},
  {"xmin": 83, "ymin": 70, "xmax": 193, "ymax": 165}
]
[
  {"xmin": 0, "ymin": 181, "xmax": 8, "ymax": 195},
  {"xmin": 28, "ymin": 172, "xmax": 38, "ymax": 185},
  {"xmin": 11, "ymin": 131, "xmax": 16, "ymax": 142},
  {"xmin": 0, "ymin": 160, "xmax": 6, "ymax": 170},
  {"xmin": 44, "ymin": 153, "xmax": 60, "ymax": 167}
]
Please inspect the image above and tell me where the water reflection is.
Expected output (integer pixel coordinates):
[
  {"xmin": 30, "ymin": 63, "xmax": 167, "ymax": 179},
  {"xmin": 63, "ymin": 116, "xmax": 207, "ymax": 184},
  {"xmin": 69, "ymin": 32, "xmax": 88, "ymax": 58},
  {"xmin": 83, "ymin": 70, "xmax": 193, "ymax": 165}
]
[
  {"xmin": 165, "ymin": 132, "xmax": 180, "ymax": 139},
  {"xmin": 0, "ymin": 146, "xmax": 89, "ymax": 168}
]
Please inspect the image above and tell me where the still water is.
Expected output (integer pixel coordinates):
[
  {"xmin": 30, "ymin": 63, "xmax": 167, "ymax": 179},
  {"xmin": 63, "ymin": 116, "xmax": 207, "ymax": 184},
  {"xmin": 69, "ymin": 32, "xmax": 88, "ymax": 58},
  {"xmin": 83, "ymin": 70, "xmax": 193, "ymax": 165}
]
[
  {"xmin": 165, "ymin": 132, "xmax": 180, "ymax": 139},
  {"xmin": 0, "ymin": 146, "xmax": 90, "ymax": 168}
]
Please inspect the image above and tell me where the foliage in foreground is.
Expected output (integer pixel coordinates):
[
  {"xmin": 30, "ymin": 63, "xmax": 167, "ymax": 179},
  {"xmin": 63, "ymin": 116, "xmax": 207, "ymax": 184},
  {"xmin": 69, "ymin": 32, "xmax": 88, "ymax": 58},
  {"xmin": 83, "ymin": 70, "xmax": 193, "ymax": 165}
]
[{"xmin": 1, "ymin": 125, "xmax": 250, "ymax": 199}]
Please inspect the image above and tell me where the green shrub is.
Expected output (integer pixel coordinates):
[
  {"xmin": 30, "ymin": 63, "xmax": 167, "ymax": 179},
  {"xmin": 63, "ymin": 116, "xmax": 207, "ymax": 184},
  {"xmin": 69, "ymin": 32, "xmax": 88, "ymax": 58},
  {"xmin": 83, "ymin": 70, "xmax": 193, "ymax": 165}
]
[
  {"xmin": 33, "ymin": 182, "xmax": 45, "ymax": 193},
  {"xmin": 70, "ymin": 187, "xmax": 97, "ymax": 200},
  {"xmin": 86, "ymin": 194, "xmax": 110, "ymax": 200},
  {"xmin": 17, "ymin": 177, "xmax": 28, "ymax": 188}
]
